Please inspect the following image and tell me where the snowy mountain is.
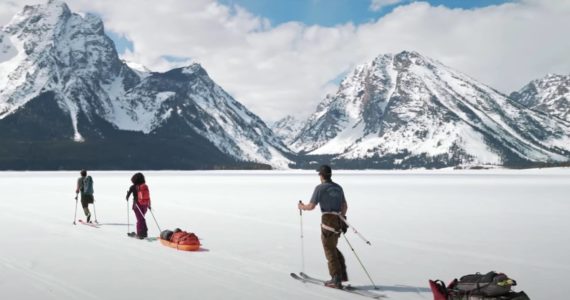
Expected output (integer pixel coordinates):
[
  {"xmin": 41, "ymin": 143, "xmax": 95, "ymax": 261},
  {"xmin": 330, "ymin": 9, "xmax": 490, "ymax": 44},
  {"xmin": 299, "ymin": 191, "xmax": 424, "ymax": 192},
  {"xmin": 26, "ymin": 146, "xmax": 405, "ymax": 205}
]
[
  {"xmin": 510, "ymin": 74, "xmax": 570, "ymax": 122},
  {"xmin": 271, "ymin": 115, "xmax": 304, "ymax": 145},
  {"xmin": 0, "ymin": 0, "xmax": 291, "ymax": 169},
  {"xmin": 291, "ymin": 51, "xmax": 570, "ymax": 169}
]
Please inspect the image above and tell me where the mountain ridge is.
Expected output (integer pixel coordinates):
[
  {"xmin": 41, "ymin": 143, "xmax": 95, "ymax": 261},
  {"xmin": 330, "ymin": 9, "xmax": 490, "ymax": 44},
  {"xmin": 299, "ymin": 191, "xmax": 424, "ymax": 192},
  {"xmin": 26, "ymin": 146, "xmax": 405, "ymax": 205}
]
[
  {"xmin": 510, "ymin": 73, "xmax": 570, "ymax": 123},
  {"xmin": 0, "ymin": 0, "xmax": 291, "ymax": 170},
  {"xmin": 289, "ymin": 51, "xmax": 570, "ymax": 169}
]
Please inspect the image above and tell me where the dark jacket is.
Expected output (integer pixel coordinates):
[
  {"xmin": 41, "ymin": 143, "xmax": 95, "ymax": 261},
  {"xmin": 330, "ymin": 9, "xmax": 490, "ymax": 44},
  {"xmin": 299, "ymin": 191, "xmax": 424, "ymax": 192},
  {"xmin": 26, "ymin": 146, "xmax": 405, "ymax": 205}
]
[{"xmin": 126, "ymin": 185, "xmax": 138, "ymax": 202}]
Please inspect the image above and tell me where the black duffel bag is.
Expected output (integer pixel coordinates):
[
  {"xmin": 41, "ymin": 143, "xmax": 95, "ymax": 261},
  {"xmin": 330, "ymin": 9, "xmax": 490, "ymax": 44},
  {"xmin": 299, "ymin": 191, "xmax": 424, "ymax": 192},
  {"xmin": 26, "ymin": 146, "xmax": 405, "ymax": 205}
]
[
  {"xmin": 160, "ymin": 229, "xmax": 174, "ymax": 240},
  {"xmin": 451, "ymin": 271, "xmax": 515, "ymax": 297},
  {"xmin": 430, "ymin": 271, "xmax": 530, "ymax": 300}
]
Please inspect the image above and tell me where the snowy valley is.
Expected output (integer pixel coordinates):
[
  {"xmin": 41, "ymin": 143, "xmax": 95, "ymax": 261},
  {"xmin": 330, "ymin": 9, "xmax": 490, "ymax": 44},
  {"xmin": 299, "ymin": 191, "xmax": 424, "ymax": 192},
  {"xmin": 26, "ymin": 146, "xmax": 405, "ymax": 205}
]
[{"xmin": 0, "ymin": 170, "xmax": 567, "ymax": 299}]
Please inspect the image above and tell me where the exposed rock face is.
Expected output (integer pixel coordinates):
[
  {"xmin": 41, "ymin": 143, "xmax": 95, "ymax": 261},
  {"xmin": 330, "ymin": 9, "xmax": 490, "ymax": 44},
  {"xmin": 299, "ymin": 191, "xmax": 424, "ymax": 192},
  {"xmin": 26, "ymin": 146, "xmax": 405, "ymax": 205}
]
[{"xmin": 511, "ymin": 74, "xmax": 570, "ymax": 122}]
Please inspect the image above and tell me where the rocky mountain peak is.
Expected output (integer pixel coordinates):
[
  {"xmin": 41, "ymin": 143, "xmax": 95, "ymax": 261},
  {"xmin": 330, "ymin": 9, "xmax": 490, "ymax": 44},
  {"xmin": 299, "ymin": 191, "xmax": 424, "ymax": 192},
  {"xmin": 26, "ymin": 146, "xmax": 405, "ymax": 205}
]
[
  {"xmin": 180, "ymin": 63, "xmax": 209, "ymax": 77},
  {"xmin": 511, "ymin": 73, "xmax": 570, "ymax": 122},
  {"xmin": 5, "ymin": 0, "xmax": 71, "ymax": 34},
  {"xmin": 392, "ymin": 50, "xmax": 428, "ymax": 69}
]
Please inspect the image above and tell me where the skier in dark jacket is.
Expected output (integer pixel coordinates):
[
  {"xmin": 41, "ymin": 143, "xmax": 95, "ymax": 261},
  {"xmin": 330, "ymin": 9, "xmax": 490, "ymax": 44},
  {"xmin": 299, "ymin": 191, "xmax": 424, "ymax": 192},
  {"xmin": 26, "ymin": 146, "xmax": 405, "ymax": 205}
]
[
  {"xmin": 298, "ymin": 165, "xmax": 348, "ymax": 289},
  {"xmin": 75, "ymin": 169, "xmax": 95, "ymax": 223},
  {"xmin": 126, "ymin": 172, "xmax": 150, "ymax": 239}
]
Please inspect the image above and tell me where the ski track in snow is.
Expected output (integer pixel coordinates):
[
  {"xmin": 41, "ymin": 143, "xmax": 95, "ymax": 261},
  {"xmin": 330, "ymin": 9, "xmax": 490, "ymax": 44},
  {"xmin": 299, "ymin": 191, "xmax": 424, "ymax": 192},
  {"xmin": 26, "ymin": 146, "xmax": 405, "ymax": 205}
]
[
  {"xmin": 0, "ymin": 256, "xmax": 98, "ymax": 300},
  {"xmin": 1, "ymin": 170, "xmax": 569, "ymax": 299}
]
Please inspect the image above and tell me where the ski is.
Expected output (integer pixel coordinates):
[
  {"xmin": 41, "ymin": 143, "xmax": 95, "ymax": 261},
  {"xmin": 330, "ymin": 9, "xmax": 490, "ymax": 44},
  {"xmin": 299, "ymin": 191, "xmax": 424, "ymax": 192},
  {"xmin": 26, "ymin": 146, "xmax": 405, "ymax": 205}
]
[
  {"xmin": 300, "ymin": 272, "xmax": 386, "ymax": 298},
  {"xmin": 291, "ymin": 272, "xmax": 385, "ymax": 299},
  {"xmin": 78, "ymin": 219, "xmax": 99, "ymax": 228},
  {"xmin": 127, "ymin": 232, "xmax": 158, "ymax": 242}
]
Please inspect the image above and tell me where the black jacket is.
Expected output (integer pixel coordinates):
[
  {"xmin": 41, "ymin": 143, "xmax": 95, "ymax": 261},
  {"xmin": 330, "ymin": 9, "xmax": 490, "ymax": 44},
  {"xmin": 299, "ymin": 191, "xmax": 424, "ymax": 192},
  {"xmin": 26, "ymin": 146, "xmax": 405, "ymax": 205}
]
[{"xmin": 126, "ymin": 185, "xmax": 138, "ymax": 202}]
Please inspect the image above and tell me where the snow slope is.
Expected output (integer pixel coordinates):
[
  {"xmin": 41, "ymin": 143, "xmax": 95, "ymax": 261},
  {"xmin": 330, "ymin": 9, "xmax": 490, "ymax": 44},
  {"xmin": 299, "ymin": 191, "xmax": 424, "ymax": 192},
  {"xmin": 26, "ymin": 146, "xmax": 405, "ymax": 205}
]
[{"xmin": 1, "ymin": 170, "xmax": 568, "ymax": 299}]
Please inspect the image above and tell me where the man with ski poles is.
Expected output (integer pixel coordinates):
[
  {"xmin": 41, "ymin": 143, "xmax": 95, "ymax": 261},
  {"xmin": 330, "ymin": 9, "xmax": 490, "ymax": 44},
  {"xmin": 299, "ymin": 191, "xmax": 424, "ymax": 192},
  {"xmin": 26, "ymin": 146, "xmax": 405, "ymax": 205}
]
[
  {"xmin": 298, "ymin": 165, "xmax": 348, "ymax": 289},
  {"xmin": 75, "ymin": 169, "xmax": 95, "ymax": 223}
]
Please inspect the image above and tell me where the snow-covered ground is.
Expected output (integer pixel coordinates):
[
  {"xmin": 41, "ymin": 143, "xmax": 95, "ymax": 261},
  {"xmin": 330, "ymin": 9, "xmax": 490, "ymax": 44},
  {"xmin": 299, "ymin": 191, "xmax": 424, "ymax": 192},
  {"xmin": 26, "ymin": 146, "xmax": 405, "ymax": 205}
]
[{"xmin": 1, "ymin": 169, "xmax": 568, "ymax": 300}]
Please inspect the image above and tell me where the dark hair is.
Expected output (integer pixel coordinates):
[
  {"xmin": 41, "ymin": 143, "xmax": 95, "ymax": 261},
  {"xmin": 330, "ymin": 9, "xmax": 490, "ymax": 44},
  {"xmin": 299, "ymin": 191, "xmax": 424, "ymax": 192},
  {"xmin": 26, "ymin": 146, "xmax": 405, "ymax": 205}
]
[
  {"xmin": 131, "ymin": 172, "xmax": 146, "ymax": 185},
  {"xmin": 80, "ymin": 169, "xmax": 87, "ymax": 177},
  {"xmin": 317, "ymin": 165, "xmax": 332, "ymax": 180}
]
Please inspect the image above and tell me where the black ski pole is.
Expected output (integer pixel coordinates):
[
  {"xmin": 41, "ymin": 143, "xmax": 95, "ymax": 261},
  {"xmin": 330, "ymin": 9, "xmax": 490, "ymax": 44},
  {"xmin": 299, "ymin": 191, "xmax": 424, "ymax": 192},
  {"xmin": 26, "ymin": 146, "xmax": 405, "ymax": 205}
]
[
  {"xmin": 73, "ymin": 196, "xmax": 78, "ymax": 225},
  {"xmin": 299, "ymin": 201, "xmax": 305, "ymax": 273},
  {"xmin": 342, "ymin": 233, "xmax": 377, "ymax": 289}
]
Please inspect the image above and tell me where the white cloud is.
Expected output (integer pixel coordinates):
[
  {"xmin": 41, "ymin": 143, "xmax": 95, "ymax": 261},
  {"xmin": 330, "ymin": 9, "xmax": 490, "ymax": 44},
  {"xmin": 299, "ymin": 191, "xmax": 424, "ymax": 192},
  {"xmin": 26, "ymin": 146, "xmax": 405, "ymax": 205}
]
[
  {"xmin": 370, "ymin": 0, "xmax": 404, "ymax": 12},
  {"xmin": 2, "ymin": 0, "xmax": 570, "ymax": 123},
  {"xmin": 0, "ymin": 1, "xmax": 29, "ymax": 26}
]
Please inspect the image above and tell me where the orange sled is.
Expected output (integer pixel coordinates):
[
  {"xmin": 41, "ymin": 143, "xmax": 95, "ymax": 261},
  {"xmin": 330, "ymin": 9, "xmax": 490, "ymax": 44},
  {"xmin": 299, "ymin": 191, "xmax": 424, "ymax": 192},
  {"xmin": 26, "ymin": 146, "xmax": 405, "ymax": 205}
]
[{"xmin": 159, "ymin": 230, "xmax": 201, "ymax": 251}]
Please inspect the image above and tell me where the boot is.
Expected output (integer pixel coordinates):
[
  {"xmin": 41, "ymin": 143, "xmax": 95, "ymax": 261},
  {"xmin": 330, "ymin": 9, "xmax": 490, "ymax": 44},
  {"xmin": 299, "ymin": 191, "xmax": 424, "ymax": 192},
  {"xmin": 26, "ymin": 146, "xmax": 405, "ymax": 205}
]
[
  {"xmin": 86, "ymin": 214, "xmax": 91, "ymax": 223},
  {"xmin": 325, "ymin": 275, "xmax": 342, "ymax": 289},
  {"xmin": 341, "ymin": 270, "xmax": 349, "ymax": 282}
]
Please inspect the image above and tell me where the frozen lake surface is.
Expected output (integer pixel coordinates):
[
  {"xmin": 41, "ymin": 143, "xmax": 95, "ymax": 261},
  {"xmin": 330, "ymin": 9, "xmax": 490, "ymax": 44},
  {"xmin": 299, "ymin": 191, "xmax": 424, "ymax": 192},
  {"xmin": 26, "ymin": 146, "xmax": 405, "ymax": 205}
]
[{"xmin": 0, "ymin": 169, "xmax": 568, "ymax": 299}]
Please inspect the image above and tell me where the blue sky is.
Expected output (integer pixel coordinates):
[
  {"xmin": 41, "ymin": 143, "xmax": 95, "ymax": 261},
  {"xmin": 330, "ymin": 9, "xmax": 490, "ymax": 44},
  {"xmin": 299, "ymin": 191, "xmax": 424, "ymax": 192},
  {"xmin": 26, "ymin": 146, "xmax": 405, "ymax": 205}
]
[
  {"xmin": 106, "ymin": 31, "xmax": 134, "ymax": 54},
  {"xmin": 218, "ymin": 0, "xmax": 512, "ymax": 27}
]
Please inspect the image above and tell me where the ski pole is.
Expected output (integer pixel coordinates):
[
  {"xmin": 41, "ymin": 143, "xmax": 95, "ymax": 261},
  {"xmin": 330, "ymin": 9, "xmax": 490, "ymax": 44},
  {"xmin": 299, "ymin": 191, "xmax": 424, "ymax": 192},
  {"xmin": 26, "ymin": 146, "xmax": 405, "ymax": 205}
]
[
  {"xmin": 127, "ymin": 199, "xmax": 130, "ymax": 234},
  {"xmin": 135, "ymin": 203, "xmax": 145, "ymax": 220},
  {"xmin": 73, "ymin": 196, "xmax": 78, "ymax": 225},
  {"xmin": 299, "ymin": 200, "xmax": 305, "ymax": 273},
  {"xmin": 135, "ymin": 203, "xmax": 161, "ymax": 233},
  {"xmin": 92, "ymin": 201, "xmax": 98, "ymax": 223},
  {"xmin": 338, "ymin": 214, "xmax": 371, "ymax": 245},
  {"xmin": 342, "ymin": 233, "xmax": 377, "ymax": 289},
  {"xmin": 148, "ymin": 207, "xmax": 162, "ymax": 233}
]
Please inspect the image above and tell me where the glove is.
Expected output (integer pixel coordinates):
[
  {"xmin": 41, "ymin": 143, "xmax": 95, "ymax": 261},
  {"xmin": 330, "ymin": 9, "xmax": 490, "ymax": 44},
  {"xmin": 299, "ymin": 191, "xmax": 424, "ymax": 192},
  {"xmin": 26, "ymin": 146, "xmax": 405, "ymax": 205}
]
[{"xmin": 340, "ymin": 215, "xmax": 349, "ymax": 234}]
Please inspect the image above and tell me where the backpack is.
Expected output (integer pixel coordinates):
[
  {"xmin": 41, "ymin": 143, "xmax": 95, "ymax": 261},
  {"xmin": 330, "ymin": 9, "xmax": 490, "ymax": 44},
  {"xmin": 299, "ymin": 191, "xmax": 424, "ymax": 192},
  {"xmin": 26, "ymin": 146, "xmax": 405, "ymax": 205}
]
[
  {"xmin": 430, "ymin": 272, "xmax": 530, "ymax": 300},
  {"xmin": 452, "ymin": 271, "xmax": 515, "ymax": 297},
  {"xmin": 429, "ymin": 280, "xmax": 449, "ymax": 300},
  {"xmin": 137, "ymin": 183, "xmax": 150, "ymax": 205},
  {"xmin": 170, "ymin": 229, "xmax": 200, "ymax": 247},
  {"xmin": 83, "ymin": 176, "xmax": 94, "ymax": 195}
]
